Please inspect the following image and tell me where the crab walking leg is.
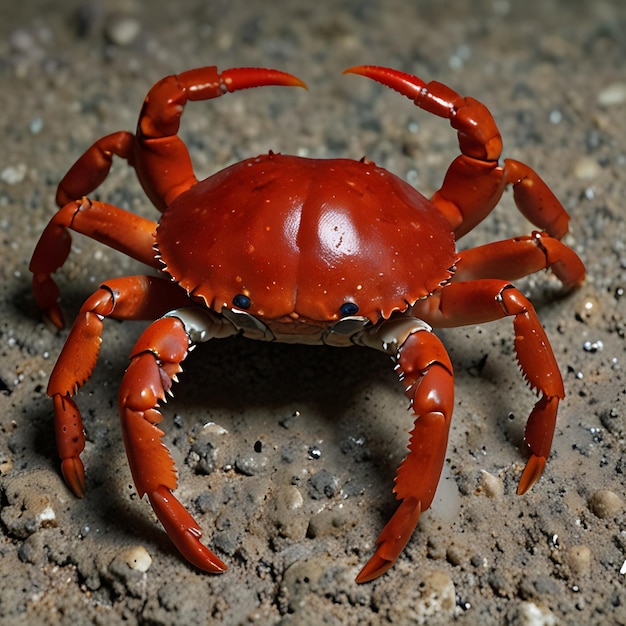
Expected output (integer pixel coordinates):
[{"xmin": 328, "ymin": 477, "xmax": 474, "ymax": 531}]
[
  {"xmin": 29, "ymin": 198, "xmax": 159, "ymax": 328},
  {"xmin": 355, "ymin": 321, "xmax": 454, "ymax": 583},
  {"xmin": 452, "ymin": 231, "xmax": 586, "ymax": 288},
  {"xmin": 413, "ymin": 280, "xmax": 565, "ymax": 495},
  {"xmin": 343, "ymin": 66, "xmax": 573, "ymax": 240},
  {"xmin": 119, "ymin": 309, "xmax": 237, "ymax": 572},
  {"xmin": 48, "ymin": 276, "xmax": 192, "ymax": 497},
  {"xmin": 431, "ymin": 155, "xmax": 574, "ymax": 241},
  {"xmin": 55, "ymin": 132, "xmax": 134, "ymax": 206}
]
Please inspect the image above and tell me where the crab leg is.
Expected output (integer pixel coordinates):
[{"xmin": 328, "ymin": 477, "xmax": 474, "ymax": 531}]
[
  {"xmin": 53, "ymin": 67, "xmax": 306, "ymax": 213},
  {"xmin": 47, "ymin": 276, "xmax": 191, "ymax": 497},
  {"xmin": 118, "ymin": 310, "xmax": 237, "ymax": 572},
  {"xmin": 354, "ymin": 320, "xmax": 454, "ymax": 583},
  {"xmin": 344, "ymin": 66, "xmax": 574, "ymax": 240},
  {"xmin": 55, "ymin": 132, "xmax": 135, "ymax": 206},
  {"xmin": 453, "ymin": 231, "xmax": 586, "ymax": 288},
  {"xmin": 412, "ymin": 280, "xmax": 565, "ymax": 495},
  {"xmin": 133, "ymin": 66, "xmax": 306, "ymax": 210},
  {"xmin": 29, "ymin": 198, "xmax": 159, "ymax": 328}
]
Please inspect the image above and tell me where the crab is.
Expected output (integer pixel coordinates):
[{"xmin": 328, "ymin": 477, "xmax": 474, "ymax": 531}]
[{"xmin": 30, "ymin": 64, "xmax": 585, "ymax": 583}]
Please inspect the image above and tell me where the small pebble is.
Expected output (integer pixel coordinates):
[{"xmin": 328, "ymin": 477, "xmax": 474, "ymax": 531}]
[
  {"xmin": 121, "ymin": 545, "xmax": 152, "ymax": 572},
  {"xmin": 597, "ymin": 82, "xmax": 626, "ymax": 107},
  {"xmin": 307, "ymin": 469, "xmax": 340, "ymax": 499},
  {"xmin": 188, "ymin": 422, "xmax": 232, "ymax": 474},
  {"xmin": 508, "ymin": 601, "xmax": 557, "ymax": 626},
  {"xmin": 29, "ymin": 117, "xmax": 44, "ymax": 134},
  {"xmin": 582, "ymin": 339, "xmax": 603, "ymax": 353},
  {"xmin": 268, "ymin": 483, "xmax": 306, "ymax": 540},
  {"xmin": 105, "ymin": 16, "xmax": 141, "ymax": 46},
  {"xmin": 479, "ymin": 470, "xmax": 504, "ymax": 498},
  {"xmin": 566, "ymin": 544, "xmax": 592, "ymax": 576},
  {"xmin": 307, "ymin": 446, "xmax": 322, "ymax": 460},
  {"xmin": 283, "ymin": 485, "xmax": 304, "ymax": 510},
  {"xmin": 281, "ymin": 555, "xmax": 334, "ymax": 614},
  {"xmin": 235, "ymin": 451, "xmax": 268, "ymax": 476},
  {"xmin": 573, "ymin": 156, "xmax": 600, "ymax": 181},
  {"xmin": 588, "ymin": 489, "xmax": 623, "ymax": 519},
  {"xmin": 0, "ymin": 164, "xmax": 27, "ymax": 185},
  {"xmin": 108, "ymin": 546, "xmax": 153, "ymax": 595},
  {"xmin": 575, "ymin": 296, "xmax": 600, "ymax": 322}
]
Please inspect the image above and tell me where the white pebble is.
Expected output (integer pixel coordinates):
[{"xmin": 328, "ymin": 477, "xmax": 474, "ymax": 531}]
[
  {"xmin": 122, "ymin": 545, "xmax": 152, "ymax": 572},
  {"xmin": 573, "ymin": 157, "xmax": 600, "ymax": 180},
  {"xmin": 479, "ymin": 470, "xmax": 504, "ymax": 498},
  {"xmin": 0, "ymin": 164, "xmax": 27, "ymax": 185},
  {"xmin": 30, "ymin": 117, "xmax": 44, "ymax": 134},
  {"xmin": 37, "ymin": 506, "xmax": 56, "ymax": 525},
  {"xmin": 106, "ymin": 17, "xmax": 141, "ymax": 47},
  {"xmin": 511, "ymin": 601, "xmax": 556, "ymax": 626},
  {"xmin": 597, "ymin": 82, "xmax": 626, "ymax": 107}
]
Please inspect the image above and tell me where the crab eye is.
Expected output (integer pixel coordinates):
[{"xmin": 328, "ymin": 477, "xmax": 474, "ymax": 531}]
[
  {"xmin": 339, "ymin": 302, "xmax": 359, "ymax": 317},
  {"xmin": 233, "ymin": 294, "xmax": 251, "ymax": 310}
]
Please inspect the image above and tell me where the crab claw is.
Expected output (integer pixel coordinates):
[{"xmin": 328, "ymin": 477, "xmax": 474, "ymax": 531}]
[
  {"xmin": 220, "ymin": 67, "xmax": 308, "ymax": 92},
  {"xmin": 343, "ymin": 65, "xmax": 427, "ymax": 101}
]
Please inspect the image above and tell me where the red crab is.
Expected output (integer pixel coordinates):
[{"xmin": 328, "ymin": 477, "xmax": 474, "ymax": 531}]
[{"xmin": 30, "ymin": 64, "xmax": 585, "ymax": 582}]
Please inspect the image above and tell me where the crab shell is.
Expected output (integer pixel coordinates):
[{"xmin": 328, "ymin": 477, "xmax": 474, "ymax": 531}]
[{"xmin": 156, "ymin": 153, "xmax": 456, "ymax": 324}]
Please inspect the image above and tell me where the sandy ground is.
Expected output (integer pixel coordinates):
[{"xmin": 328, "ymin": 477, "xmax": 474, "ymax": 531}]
[{"xmin": 1, "ymin": 1, "xmax": 625, "ymax": 624}]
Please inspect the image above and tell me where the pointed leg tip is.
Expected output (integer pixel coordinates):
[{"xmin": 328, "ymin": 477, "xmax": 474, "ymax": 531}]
[
  {"xmin": 148, "ymin": 486, "xmax": 228, "ymax": 574},
  {"xmin": 269, "ymin": 69, "xmax": 308, "ymax": 90},
  {"xmin": 342, "ymin": 65, "xmax": 370, "ymax": 77},
  {"xmin": 185, "ymin": 541, "xmax": 228, "ymax": 574},
  {"xmin": 61, "ymin": 457, "xmax": 86, "ymax": 498},
  {"xmin": 355, "ymin": 555, "xmax": 394, "ymax": 584},
  {"xmin": 342, "ymin": 66, "xmax": 426, "ymax": 100},
  {"xmin": 47, "ymin": 307, "xmax": 65, "ymax": 329},
  {"xmin": 196, "ymin": 551, "xmax": 227, "ymax": 574},
  {"xmin": 355, "ymin": 497, "xmax": 423, "ymax": 583},
  {"xmin": 210, "ymin": 559, "xmax": 228, "ymax": 574},
  {"xmin": 222, "ymin": 67, "xmax": 308, "ymax": 92},
  {"xmin": 193, "ymin": 542, "xmax": 227, "ymax": 573},
  {"xmin": 517, "ymin": 454, "xmax": 547, "ymax": 495},
  {"xmin": 285, "ymin": 74, "xmax": 308, "ymax": 90}
]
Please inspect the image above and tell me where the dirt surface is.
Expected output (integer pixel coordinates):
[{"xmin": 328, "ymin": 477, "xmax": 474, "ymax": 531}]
[{"xmin": 1, "ymin": 1, "xmax": 625, "ymax": 624}]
